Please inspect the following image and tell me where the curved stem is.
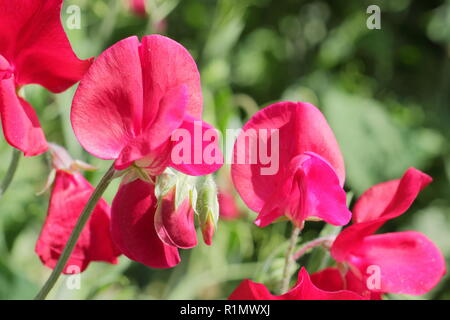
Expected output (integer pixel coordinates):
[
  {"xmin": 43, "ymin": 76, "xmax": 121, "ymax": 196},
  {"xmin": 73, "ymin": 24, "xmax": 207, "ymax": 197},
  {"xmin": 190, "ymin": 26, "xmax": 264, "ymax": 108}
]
[
  {"xmin": 293, "ymin": 236, "xmax": 336, "ymax": 261},
  {"xmin": 34, "ymin": 164, "xmax": 117, "ymax": 300},
  {"xmin": 0, "ymin": 148, "xmax": 21, "ymax": 199},
  {"xmin": 280, "ymin": 227, "xmax": 301, "ymax": 294}
]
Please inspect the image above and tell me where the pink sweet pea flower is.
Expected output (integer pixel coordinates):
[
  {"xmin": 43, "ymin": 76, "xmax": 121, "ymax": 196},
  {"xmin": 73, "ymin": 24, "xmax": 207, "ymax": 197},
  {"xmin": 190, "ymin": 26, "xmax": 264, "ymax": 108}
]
[
  {"xmin": 111, "ymin": 178, "xmax": 188, "ymax": 268},
  {"xmin": 128, "ymin": 0, "xmax": 147, "ymax": 17},
  {"xmin": 231, "ymin": 101, "xmax": 351, "ymax": 229},
  {"xmin": 330, "ymin": 168, "xmax": 446, "ymax": 296},
  {"xmin": 229, "ymin": 267, "xmax": 364, "ymax": 300},
  {"xmin": 35, "ymin": 144, "xmax": 120, "ymax": 273},
  {"xmin": 0, "ymin": 0, "xmax": 92, "ymax": 156},
  {"xmin": 71, "ymin": 35, "xmax": 222, "ymax": 176}
]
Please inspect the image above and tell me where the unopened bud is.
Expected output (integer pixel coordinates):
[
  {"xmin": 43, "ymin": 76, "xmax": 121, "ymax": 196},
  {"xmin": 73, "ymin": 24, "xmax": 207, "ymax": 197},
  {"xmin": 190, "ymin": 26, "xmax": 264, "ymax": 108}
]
[{"xmin": 196, "ymin": 175, "xmax": 219, "ymax": 246}]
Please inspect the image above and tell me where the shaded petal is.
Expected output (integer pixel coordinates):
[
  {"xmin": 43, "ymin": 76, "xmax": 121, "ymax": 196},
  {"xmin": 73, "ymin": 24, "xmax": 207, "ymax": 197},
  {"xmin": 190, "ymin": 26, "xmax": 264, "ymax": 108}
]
[
  {"xmin": 35, "ymin": 171, "xmax": 119, "ymax": 273},
  {"xmin": 111, "ymin": 179, "xmax": 180, "ymax": 268},
  {"xmin": 231, "ymin": 101, "xmax": 345, "ymax": 214},
  {"xmin": 0, "ymin": 76, "xmax": 47, "ymax": 156},
  {"xmin": 154, "ymin": 188, "xmax": 198, "ymax": 249},
  {"xmin": 169, "ymin": 115, "xmax": 223, "ymax": 176},
  {"xmin": 255, "ymin": 152, "xmax": 350, "ymax": 228},
  {"xmin": 347, "ymin": 231, "xmax": 446, "ymax": 295},
  {"xmin": 71, "ymin": 36, "xmax": 143, "ymax": 160},
  {"xmin": 0, "ymin": 0, "xmax": 91, "ymax": 92}
]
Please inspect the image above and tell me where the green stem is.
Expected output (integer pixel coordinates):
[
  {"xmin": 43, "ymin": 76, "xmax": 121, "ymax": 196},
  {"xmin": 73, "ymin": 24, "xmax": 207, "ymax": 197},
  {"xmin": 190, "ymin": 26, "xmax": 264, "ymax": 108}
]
[
  {"xmin": 0, "ymin": 148, "xmax": 21, "ymax": 198},
  {"xmin": 280, "ymin": 227, "xmax": 301, "ymax": 294},
  {"xmin": 34, "ymin": 164, "xmax": 117, "ymax": 300}
]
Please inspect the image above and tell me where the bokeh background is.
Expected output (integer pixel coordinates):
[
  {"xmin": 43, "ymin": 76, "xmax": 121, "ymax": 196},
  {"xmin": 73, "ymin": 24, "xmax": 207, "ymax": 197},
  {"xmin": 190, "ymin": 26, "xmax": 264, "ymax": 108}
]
[{"xmin": 0, "ymin": 0, "xmax": 449, "ymax": 299}]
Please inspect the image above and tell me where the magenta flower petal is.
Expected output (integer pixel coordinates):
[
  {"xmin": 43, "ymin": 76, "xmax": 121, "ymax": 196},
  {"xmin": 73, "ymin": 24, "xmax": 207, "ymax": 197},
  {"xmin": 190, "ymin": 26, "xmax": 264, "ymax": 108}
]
[
  {"xmin": 140, "ymin": 35, "xmax": 202, "ymax": 121},
  {"xmin": 169, "ymin": 115, "xmax": 224, "ymax": 176},
  {"xmin": 111, "ymin": 179, "xmax": 180, "ymax": 268},
  {"xmin": 330, "ymin": 168, "xmax": 445, "ymax": 296},
  {"xmin": 229, "ymin": 268, "xmax": 364, "ymax": 300},
  {"xmin": 353, "ymin": 167, "xmax": 432, "ymax": 224},
  {"xmin": 332, "ymin": 168, "xmax": 433, "ymax": 261},
  {"xmin": 232, "ymin": 101, "xmax": 347, "ymax": 227},
  {"xmin": 0, "ymin": 76, "xmax": 47, "ymax": 156},
  {"xmin": 114, "ymin": 85, "xmax": 188, "ymax": 170},
  {"xmin": 228, "ymin": 280, "xmax": 277, "ymax": 300},
  {"xmin": 71, "ymin": 35, "xmax": 211, "ymax": 173},
  {"xmin": 0, "ymin": 0, "xmax": 92, "ymax": 92},
  {"xmin": 154, "ymin": 188, "xmax": 198, "ymax": 249},
  {"xmin": 35, "ymin": 171, "xmax": 120, "ymax": 273},
  {"xmin": 256, "ymin": 152, "xmax": 351, "ymax": 228},
  {"xmin": 71, "ymin": 36, "xmax": 143, "ymax": 160},
  {"xmin": 347, "ymin": 231, "xmax": 446, "ymax": 295}
]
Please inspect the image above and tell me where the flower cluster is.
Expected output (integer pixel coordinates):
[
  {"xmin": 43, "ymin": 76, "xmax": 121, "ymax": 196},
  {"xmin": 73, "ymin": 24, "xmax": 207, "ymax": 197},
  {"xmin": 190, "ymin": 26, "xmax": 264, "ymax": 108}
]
[{"xmin": 1, "ymin": 0, "xmax": 445, "ymax": 300}]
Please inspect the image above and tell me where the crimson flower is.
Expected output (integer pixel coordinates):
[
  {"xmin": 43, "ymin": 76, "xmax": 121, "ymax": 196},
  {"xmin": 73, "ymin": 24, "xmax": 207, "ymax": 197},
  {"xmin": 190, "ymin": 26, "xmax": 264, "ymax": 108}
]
[
  {"xmin": 231, "ymin": 101, "xmax": 351, "ymax": 229},
  {"xmin": 35, "ymin": 144, "xmax": 120, "ymax": 273},
  {"xmin": 229, "ymin": 267, "xmax": 364, "ymax": 300},
  {"xmin": 330, "ymin": 168, "xmax": 446, "ymax": 296},
  {"xmin": 0, "ymin": 0, "xmax": 92, "ymax": 156}
]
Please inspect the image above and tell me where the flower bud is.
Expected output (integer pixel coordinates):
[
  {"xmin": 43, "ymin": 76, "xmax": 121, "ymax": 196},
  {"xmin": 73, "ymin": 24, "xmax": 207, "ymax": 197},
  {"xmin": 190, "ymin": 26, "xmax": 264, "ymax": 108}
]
[
  {"xmin": 196, "ymin": 175, "xmax": 219, "ymax": 246},
  {"xmin": 154, "ymin": 169, "xmax": 198, "ymax": 249}
]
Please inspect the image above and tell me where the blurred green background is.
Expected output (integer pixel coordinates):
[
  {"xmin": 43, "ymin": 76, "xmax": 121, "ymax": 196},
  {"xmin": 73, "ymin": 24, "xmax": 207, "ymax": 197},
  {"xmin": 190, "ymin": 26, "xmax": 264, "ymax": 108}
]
[{"xmin": 0, "ymin": 0, "xmax": 449, "ymax": 299}]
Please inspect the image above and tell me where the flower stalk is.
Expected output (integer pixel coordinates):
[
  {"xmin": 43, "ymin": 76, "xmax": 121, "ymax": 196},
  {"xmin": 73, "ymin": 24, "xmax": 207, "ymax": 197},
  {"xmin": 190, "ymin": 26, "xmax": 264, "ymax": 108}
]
[{"xmin": 34, "ymin": 163, "xmax": 117, "ymax": 300}]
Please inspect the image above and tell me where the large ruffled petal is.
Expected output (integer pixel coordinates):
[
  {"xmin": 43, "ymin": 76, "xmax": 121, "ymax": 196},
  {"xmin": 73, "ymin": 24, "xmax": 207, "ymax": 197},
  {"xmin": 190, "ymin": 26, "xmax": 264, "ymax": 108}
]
[
  {"xmin": 0, "ymin": 76, "xmax": 47, "ymax": 156},
  {"xmin": 111, "ymin": 179, "xmax": 180, "ymax": 268},
  {"xmin": 71, "ymin": 36, "xmax": 143, "ymax": 160},
  {"xmin": 346, "ymin": 231, "xmax": 446, "ymax": 295},
  {"xmin": 231, "ymin": 101, "xmax": 345, "ymax": 214},
  {"xmin": 0, "ymin": 0, "xmax": 92, "ymax": 92},
  {"xmin": 35, "ymin": 171, "xmax": 119, "ymax": 273},
  {"xmin": 229, "ymin": 268, "xmax": 364, "ymax": 300},
  {"xmin": 114, "ymin": 85, "xmax": 188, "ymax": 170}
]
